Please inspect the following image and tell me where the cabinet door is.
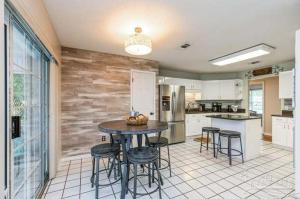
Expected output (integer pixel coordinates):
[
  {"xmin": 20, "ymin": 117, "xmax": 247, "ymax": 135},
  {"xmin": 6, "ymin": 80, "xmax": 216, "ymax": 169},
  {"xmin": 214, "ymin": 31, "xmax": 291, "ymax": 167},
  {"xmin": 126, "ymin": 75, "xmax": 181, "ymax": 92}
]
[
  {"xmin": 202, "ymin": 81, "xmax": 220, "ymax": 100},
  {"xmin": 279, "ymin": 71, "xmax": 294, "ymax": 99},
  {"xmin": 164, "ymin": 77, "xmax": 184, "ymax": 85},
  {"xmin": 193, "ymin": 80, "xmax": 202, "ymax": 90},
  {"xmin": 185, "ymin": 115, "xmax": 201, "ymax": 136},
  {"xmin": 184, "ymin": 79, "xmax": 194, "ymax": 89},
  {"xmin": 234, "ymin": 80, "xmax": 243, "ymax": 100},
  {"xmin": 219, "ymin": 80, "xmax": 235, "ymax": 100},
  {"xmin": 272, "ymin": 117, "xmax": 285, "ymax": 145},
  {"xmin": 286, "ymin": 118, "xmax": 294, "ymax": 148}
]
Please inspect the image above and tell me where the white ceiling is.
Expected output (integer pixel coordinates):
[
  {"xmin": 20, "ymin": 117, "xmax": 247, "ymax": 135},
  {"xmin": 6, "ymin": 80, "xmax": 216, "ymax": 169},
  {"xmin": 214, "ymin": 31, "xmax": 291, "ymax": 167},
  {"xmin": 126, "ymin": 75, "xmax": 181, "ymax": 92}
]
[{"xmin": 44, "ymin": 0, "xmax": 300, "ymax": 73}]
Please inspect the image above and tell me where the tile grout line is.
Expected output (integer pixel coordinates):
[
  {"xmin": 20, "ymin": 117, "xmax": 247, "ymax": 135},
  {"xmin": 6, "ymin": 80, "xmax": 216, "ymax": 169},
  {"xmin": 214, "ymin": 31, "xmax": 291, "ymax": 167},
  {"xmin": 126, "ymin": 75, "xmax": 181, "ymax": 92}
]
[
  {"xmin": 46, "ymin": 141, "xmax": 294, "ymax": 199},
  {"xmin": 79, "ymin": 158, "xmax": 82, "ymax": 199},
  {"xmin": 139, "ymin": 143, "xmax": 290, "ymax": 198},
  {"xmin": 244, "ymin": 173, "xmax": 295, "ymax": 199},
  {"xmin": 166, "ymin": 148, "xmax": 293, "ymax": 198},
  {"xmin": 281, "ymin": 188, "xmax": 297, "ymax": 199},
  {"xmin": 218, "ymin": 162, "xmax": 294, "ymax": 199},
  {"xmin": 60, "ymin": 161, "xmax": 71, "ymax": 199}
]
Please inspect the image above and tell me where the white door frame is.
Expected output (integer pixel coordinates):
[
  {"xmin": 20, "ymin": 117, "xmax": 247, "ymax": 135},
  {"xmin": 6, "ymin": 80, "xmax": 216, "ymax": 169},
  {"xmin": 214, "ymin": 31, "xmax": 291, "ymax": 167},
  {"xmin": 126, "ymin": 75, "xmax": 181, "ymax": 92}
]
[
  {"xmin": 295, "ymin": 29, "xmax": 300, "ymax": 198},
  {"xmin": 130, "ymin": 69, "xmax": 156, "ymax": 118}
]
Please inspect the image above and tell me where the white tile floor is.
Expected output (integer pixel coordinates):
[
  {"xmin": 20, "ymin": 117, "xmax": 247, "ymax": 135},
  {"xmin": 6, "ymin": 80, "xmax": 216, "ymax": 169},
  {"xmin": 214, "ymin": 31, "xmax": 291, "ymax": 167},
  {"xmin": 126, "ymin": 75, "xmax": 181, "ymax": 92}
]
[{"xmin": 42, "ymin": 138, "xmax": 296, "ymax": 199}]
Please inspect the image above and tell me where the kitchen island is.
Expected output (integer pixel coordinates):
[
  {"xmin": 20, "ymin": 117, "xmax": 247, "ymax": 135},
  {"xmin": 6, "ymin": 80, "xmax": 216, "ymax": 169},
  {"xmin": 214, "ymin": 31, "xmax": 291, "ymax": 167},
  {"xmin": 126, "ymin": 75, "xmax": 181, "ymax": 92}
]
[{"xmin": 206, "ymin": 114, "xmax": 262, "ymax": 160}]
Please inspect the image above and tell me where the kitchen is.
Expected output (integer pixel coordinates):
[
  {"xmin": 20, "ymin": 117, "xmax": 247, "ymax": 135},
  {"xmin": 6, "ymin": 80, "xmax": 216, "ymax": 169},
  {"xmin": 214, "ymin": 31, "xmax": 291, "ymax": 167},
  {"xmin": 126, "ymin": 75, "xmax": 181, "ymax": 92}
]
[
  {"xmin": 157, "ymin": 64, "xmax": 294, "ymax": 161},
  {"xmin": 1, "ymin": 1, "xmax": 300, "ymax": 199}
]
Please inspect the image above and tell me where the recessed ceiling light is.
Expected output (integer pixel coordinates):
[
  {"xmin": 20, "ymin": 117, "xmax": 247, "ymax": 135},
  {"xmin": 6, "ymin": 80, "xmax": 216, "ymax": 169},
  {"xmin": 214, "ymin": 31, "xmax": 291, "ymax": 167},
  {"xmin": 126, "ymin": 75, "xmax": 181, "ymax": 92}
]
[{"xmin": 209, "ymin": 44, "xmax": 275, "ymax": 66}]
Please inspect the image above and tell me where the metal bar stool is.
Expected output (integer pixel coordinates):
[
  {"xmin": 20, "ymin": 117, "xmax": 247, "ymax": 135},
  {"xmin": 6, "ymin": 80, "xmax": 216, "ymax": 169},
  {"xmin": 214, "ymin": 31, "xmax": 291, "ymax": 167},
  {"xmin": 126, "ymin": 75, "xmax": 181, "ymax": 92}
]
[
  {"xmin": 216, "ymin": 130, "xmax": 244, "ymax": 165},
  {"xmin": 200, "ymin": 127, "xmax": 220, "ymax": 157},
  {"xmin": 90, "ymin": 143, "xmax": 121, "ymax": 198},
  {"xmin": 145, "ymin": 132, "xmax": 172, "ymax": 177},
  {"xmin": 126, "ymin": 146, "xmax": 162, "ymax": 199}
]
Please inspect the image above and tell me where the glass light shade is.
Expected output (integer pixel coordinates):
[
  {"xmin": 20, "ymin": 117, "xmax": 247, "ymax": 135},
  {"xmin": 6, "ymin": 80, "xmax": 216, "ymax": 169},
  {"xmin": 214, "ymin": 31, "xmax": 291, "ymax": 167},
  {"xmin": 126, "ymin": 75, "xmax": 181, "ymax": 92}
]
[{"xmin": 125, "ymin": 33, "xmax": 152, "ymax": 55}]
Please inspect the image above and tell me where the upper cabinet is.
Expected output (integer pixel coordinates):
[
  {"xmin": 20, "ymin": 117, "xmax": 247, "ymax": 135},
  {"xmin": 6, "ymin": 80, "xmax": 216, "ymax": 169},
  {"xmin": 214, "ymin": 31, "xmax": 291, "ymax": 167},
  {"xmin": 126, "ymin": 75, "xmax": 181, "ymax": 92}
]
[
  {"xmin": 201, "ymin": 80, "xmax": 220, "ymax": 100},
  {"xmin": 159, "ymin": 76, "xmax": 243, "ymax": 100},
  {"xmin": 202, "ymin": 79, "xmax": 243, "ymax": 100},
  {"xmin": 160, "ymin": 77, "xmax": 202, "ymax": 90},
  {"xmin": 279, "ymin": 70, "xmax": 294, "ymax": 99}
]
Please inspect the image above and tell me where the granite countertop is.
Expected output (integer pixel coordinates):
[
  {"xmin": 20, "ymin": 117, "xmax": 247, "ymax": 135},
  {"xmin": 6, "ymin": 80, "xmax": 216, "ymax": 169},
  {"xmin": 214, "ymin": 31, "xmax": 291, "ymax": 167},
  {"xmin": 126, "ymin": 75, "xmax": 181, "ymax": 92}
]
[
  {"xmin": 186, "ymin": 108, "xmax": 246, "ymax": 114},
  {"xmin": 271, "ymin": 114, "xmax": 293, "ymax": 118},
  {"xmin": 206, "ymin": 114, "xmax": 261, "ymax": 120},
  {"xmin": 186, "ymin": 111, "xmax": 244, "ymax": 114}
]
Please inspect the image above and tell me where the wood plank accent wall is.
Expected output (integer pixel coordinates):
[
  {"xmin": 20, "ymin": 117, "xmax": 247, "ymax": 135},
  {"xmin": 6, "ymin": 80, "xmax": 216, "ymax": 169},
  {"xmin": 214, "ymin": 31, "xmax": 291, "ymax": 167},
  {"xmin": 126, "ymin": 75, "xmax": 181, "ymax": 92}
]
[{"xmin": 61, "ymin": 47, "xmax": 159, "ymax": 157}]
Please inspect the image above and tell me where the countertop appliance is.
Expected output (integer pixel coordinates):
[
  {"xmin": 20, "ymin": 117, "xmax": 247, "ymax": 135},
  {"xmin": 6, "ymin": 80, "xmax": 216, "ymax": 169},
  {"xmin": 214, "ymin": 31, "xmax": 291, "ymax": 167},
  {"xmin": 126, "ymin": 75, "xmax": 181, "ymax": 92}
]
[
  {"xmin": 200, "ymin": 104, "xmax": 206, "ymax": 112},
  {"xmin": 212, "ymin": 102, "xmax": 222, "ymax": 112},
  {"xmin": 160, "ymin": 85, "xmax": 185, "ymax": 144}
]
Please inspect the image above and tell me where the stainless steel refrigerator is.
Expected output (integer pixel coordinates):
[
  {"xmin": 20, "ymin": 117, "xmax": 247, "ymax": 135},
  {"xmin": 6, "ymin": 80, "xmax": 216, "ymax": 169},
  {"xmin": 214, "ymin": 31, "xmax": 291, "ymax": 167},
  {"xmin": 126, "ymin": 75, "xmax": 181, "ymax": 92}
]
[{"xmin": 159, "ymin": 85, "xmax": 186, "ymax": 144}]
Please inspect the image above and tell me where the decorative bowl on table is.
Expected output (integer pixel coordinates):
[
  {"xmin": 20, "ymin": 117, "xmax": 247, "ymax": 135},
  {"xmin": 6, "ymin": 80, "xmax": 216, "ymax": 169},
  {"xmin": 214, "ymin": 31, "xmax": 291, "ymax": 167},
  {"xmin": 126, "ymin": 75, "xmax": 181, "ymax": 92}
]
[{"xmin": 126, "ymin": 114, "xmax": 149, "ymax": 126}]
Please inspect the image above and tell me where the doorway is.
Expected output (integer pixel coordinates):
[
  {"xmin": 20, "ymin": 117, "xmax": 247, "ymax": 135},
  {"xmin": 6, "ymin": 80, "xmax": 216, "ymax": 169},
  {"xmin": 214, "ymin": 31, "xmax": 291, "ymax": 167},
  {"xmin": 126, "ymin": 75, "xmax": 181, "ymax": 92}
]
[
  {"xmin": 5, "ymin": 7, "xmax": 50, "ymax": 199},
  {"xmin": 130, "ymin": 70, "xmax": 156, "ymax": 120}
]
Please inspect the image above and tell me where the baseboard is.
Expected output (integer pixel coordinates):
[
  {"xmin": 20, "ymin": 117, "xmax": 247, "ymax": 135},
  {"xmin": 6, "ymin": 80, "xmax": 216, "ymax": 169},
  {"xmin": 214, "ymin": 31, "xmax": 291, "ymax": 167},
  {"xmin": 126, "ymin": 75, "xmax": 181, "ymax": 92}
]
[{"xmin": 263, "ymin": 134, "xmax": 272, "ymax": 142}]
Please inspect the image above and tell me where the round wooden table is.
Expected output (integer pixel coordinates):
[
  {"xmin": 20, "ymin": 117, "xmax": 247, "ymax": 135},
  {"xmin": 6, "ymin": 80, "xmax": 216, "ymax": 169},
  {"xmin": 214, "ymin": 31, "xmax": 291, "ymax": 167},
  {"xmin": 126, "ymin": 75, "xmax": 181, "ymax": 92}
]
[{"xmin": 98, "ymin": 120, "xmax": 168, "ymax": 199}]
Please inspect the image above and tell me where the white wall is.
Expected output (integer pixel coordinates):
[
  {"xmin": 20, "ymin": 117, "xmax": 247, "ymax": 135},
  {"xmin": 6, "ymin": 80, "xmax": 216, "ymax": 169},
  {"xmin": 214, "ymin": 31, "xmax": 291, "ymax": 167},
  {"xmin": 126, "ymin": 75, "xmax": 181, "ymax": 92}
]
[
  {"xmin": 295, "ymin": 29, "xmax": 300, "ymax": 198},
  {"xmin": 49, "ymin": 62, "xmax": 61, "ymax": 178}
]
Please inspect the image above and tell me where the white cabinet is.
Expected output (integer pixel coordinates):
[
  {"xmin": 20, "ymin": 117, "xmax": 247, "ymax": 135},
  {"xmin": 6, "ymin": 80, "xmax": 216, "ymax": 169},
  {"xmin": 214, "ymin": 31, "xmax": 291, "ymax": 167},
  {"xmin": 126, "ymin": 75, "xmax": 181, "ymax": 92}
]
[
  {"xmin": 158, "ymin": 76, "xmax": 243, "ymax": 100},
  {"xmin": 192, "ymin": 80, "xmax": 202, "ymax": 90},
  {"xmin": 279, "ymin": 70, "xmax": 294, "ymax": 99},
  {"xmin": 201, "ymin": 79, "xmax": 243, "ymax": 100},
  {"xmin": 219, "ymin": 80, "xmax": 234, "ymax": 100},
  {"xmin": 201, "ymin": 81, "xmax": 220, "ymax": 100},
  {"xmin": 160, "ymin": 77, "xmax": 202, "ymax": 90},
  {"xmin": 272, "ymin": 116, "xmax": 294, "ymax": 148},
  {"xmin": 185, "ymin": 114, "xmax": 212, "ymax": 136}
]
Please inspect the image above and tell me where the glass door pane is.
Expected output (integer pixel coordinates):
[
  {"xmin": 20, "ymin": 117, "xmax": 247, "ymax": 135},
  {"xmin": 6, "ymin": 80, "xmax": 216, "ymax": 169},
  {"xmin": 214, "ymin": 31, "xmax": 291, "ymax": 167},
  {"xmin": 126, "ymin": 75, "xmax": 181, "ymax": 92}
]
[{"xmin": 9, "ymin": 18, "xmax": 49, "ymax": 199}]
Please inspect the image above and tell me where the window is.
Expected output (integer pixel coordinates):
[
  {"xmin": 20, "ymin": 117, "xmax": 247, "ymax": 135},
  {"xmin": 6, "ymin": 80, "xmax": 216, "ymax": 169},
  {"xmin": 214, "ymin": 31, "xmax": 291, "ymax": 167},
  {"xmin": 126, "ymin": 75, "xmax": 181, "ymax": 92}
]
[{"xmin": 249, "ymin": 88, "xmax": 263, "ymax": 114}]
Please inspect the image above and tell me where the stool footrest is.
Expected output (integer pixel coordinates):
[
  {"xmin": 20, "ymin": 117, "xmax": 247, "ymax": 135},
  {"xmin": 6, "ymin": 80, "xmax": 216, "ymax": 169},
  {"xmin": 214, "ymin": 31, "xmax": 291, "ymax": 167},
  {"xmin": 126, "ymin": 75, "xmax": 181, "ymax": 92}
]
[
  {"xmin": 127, "ymin": 174, "xmax": 160, "ymax": 196},
  {"xmin": 217, "ymin": 147, "xmax": 243, "ymax": 156}
]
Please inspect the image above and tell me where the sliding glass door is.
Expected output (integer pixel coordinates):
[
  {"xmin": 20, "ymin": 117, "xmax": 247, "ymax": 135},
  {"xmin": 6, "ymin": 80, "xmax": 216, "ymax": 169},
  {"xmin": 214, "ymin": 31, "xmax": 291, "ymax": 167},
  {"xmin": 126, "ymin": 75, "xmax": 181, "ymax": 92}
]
[{"xmin": 6, "ymin": 12, "xmax": 50, "ymax": 199}]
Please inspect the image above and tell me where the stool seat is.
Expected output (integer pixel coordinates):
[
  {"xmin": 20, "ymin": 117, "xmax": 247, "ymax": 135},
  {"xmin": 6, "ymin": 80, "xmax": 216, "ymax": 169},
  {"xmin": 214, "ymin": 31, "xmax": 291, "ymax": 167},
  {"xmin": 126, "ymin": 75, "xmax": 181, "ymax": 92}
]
[
  {"xmin": 202, "ymin": 127, "xmax": 220, "ymax": 132},
  {"xmin": 128, "ymin": 147, "xmax": 159, "ymax": 164},
  {"xmin": 219, "ymin": 130, "xmax": 241, "ymax": 137},
  {"xmin": 148, "ymin": 136, "xmax": 168, "ymax": 146},
  {"xmin": 91, "ymin": 143, "xmax": 119, "ymax": 157}
]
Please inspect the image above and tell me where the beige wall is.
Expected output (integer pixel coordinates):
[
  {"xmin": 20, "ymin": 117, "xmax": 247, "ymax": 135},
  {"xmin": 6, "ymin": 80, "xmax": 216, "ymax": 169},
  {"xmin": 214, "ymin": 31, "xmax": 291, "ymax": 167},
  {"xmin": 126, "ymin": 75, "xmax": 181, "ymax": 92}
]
[
  {"xmin": 9, "ymin": 0, "xmax": 61, "ymax": 62},
  {"xmin": 61, "ymin": 47, "xmax": 159, "ymax": 157},
  {"xmin": 249, "ymin": 76, "xmax": 281, "ymax": 135}
]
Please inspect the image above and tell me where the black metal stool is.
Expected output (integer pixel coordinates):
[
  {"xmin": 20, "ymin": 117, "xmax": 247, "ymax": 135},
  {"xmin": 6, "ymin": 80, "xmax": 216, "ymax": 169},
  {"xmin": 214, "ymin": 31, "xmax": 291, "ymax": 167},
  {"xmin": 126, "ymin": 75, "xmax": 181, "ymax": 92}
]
[
  {"xmin": 127, "ymin": 147, "xmax": 162, "ymax": 199},
  {"xmin": 216, "ymin": 130, "xmax": 244, "ymax": 165},
  {"xmin": 200, "ymin": 127, "xmax": 220, "ymax": 157},
  {"xmin": 90, "ymin": 143, "xmax": 121, "ymax": 198},
  {"xmin": 147, "ymin": 136, "xmax": 172, "ymax": 177}
]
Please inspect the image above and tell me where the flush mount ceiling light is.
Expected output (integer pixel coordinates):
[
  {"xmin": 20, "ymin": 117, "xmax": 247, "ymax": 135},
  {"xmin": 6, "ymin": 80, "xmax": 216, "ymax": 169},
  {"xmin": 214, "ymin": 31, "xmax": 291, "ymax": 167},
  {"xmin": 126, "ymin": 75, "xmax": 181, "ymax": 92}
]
[
  {"xmin": 125, "ymin": 27, "xmax": 152, "ymax": 55},
  {"xmin": 209, "ymin": 44, "xmax": 275, "ymax": 66}
]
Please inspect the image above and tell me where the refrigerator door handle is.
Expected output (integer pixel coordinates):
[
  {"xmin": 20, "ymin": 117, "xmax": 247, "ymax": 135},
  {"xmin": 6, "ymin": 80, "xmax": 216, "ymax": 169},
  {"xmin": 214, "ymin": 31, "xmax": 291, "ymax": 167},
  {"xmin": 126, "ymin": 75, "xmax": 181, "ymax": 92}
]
[{"xmin": 171, "ymin": 91, "xmax": 176, "ymax": 120}]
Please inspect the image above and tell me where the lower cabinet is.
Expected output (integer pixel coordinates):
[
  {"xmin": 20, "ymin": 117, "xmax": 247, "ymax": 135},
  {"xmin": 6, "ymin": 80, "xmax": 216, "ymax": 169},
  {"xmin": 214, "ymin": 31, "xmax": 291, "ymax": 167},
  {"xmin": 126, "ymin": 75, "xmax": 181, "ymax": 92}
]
[
  {"xmin": 185, "ymin": 114, "xmax": 212, "ymax": 136},
  {"xmin": 272, "ymin": 116, "xmax": 294, "ymax": 148}
]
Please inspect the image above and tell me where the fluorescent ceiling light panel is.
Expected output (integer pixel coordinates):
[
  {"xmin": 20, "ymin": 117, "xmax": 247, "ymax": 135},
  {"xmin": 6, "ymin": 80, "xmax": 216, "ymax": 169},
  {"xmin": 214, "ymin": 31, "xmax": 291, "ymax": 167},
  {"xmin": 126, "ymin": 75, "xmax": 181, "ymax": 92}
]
[{"xmin": 210, "ymin": 44, "xmax": 275, "ymax": 66}]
